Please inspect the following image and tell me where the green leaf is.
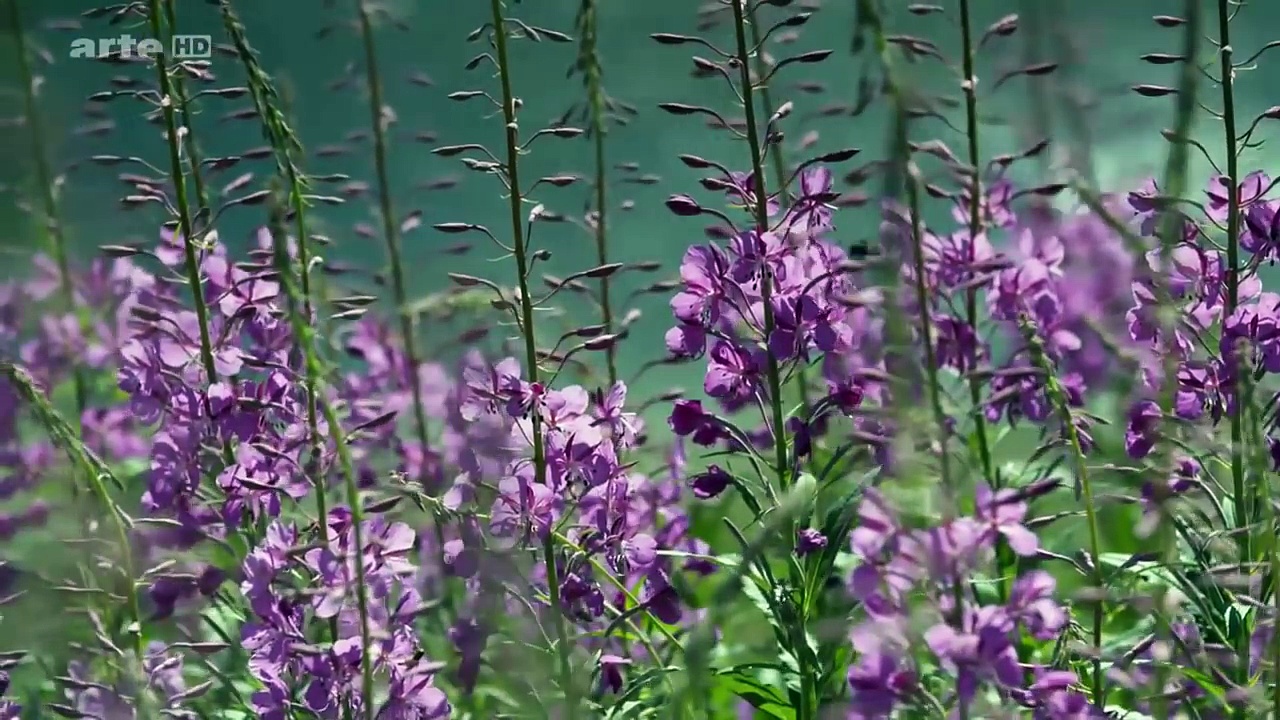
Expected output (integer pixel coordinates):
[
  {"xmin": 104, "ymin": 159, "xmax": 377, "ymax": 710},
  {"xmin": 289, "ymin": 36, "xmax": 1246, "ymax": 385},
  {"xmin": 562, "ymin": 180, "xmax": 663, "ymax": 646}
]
[
  {"xmin": 606, "ymin": 666, "xmax": 679, "ymax": 713},
  {"xmin": 714, "ymin": 667, "xmax": 796, "ymax": 719}
]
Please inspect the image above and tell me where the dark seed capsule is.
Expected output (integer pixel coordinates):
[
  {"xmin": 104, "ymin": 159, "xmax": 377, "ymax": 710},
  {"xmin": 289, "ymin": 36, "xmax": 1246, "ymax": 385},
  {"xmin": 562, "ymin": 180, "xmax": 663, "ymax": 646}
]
[
  {"xmin": 219, "ymin": 107, "xmax": 259, "ymax": 122},
  {"xmin": 340, "ymin": 181, "xmax": 370, "ymax": 198},
  {"xmin": 416, "ymin": 176, "xmax": 459, "ymax": 191},
  {"xmin": 315, "ymin": 144, "xmax": 351, "ymax": 158},
  {"xmin": 73, "ymin": 120, "xmax": 115, "ymax": 137},
  {"xmin": 222, "ymin": 173, "xmax": 255, "ymax": 195},
  {"xmin": 45, "ymin": 17, "xmax": 83, "ymax": 30}
]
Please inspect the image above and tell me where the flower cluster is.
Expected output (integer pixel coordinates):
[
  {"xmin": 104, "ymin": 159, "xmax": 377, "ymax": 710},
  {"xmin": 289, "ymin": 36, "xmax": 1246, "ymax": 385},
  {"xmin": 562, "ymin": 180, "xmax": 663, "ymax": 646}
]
[
  {"xmin": 241, "ymin": 513, "xmax": 449, "ymax": 719},
  {"xmin": 8, "ymin": 0, "xmax": 1280, "ymax": 717}
]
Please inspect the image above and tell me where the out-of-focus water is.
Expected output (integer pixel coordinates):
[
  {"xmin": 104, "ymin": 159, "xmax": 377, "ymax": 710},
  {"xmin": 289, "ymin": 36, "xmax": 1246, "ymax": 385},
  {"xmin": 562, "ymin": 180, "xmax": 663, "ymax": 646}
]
[{"xmin": 1, "ymin": 0, "xmax": 1278, "ymax": 394}]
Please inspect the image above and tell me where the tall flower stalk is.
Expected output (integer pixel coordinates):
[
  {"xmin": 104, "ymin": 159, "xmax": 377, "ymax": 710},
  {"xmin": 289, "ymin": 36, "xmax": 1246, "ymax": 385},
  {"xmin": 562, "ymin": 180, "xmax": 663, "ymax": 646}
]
[
  {"xmin": 1022, "ymin": 319, "xmax": 1106, "ymax": 704},
  {"xmin": 727, "ymin": 1, "xmax": 816, "ymax": 715},
  {"xmin": 158, "ymin": 0, "xmax": 211, "ymax": 216},
  {"xmin": 7, "ymin": 0, "xmax": 87, "ymax": 417},
  {"xmin": 575, "ymin": 0, "xmax": 618, "ymax": 387},
  {"xmin": 266, "ymin": 197, "xmax": 377, "ymax": 720},
  {"xmin": 878, "ymin": 12, "xmax": 967, "ymax": 717},
  {"xmin": 354, "ymin": 0, "xmax": 434, "ymax": 478},
  {"xmin": 487, "ymin": 0, "xmax": 577, "ymax": 714},
  {"xmin": 954, "ymin": 0, "xmax": 996, "ymax": 495},
  {"xmin": 1211, "ymin": 0, "xmax": 1254, "ymax": 711},
  {"xmin": 728, "ymin": 1, "xmax": 789, "ymax": 500},
  {"xmin": 217, "ymin": 0, "xmax": 336, "ymax": 641},
  {"xmin": 745, "ymin": 1, "xmax": 811, "ymax": 417},
  {"xmin": 1146, "ymin": 2, "xmax": 1202, "ymax": 714},
  {"xmin": 145, "ymin": 0, "xmax": 218, "ymax": 385}
]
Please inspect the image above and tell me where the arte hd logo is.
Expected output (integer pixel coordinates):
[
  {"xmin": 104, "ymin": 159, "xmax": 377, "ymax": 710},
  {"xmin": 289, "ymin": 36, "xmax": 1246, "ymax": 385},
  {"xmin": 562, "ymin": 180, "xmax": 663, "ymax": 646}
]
[{"xmin": 69, "ymin": 33, "xmax": 212, "ymax": 60}]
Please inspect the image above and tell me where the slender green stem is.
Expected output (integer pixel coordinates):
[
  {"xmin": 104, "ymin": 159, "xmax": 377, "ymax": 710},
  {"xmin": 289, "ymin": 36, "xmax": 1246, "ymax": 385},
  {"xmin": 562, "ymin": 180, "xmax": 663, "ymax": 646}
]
[
  {"xmin": 9, "ymin": 10, "xmax": 148, "ymax": 707},
  {"xmin": 354, "ymin": 0, "xmax": 434, "ymax": 474},
  {"xmin": 351, "ymin": 1, "xmax": 461, "ymax": 654},
  {"xmin": 856, "ymin": 0, "xmax": 920, "ymax": 454},
  {"xmin": 579, "ymin": 0, "xmax": 617, "ymax": 387},
  {"xmin": 1023, "ymin": 320, "xmax": 1105, "ymax": 706},
  {"xmin": 146, "ymin": 0, "xmax": 218, "ymax": 385},
  {"xmin": 151, "ymin": 0, "xmax": 243, "ymax": 491},
  {"xmin": 729, "ymin": 0, "xmax": 789, "ymax": 509},
  {"xmin": 865, "ymin": 0, "xmax": 958, "ymax": 515},
  {"xmin": 955, "ymin": 0, "xmax": 1008, "ymax": 606},
  {"xmin": 488, "ymin": 1, "xmax": 577, "ymax": 715},
  {"xmin": 1151, "ymin": 0, "xmax": 1198, "ymax": 389},
  {"xmin": 1215, "ymin": 1, "xmax": 1251, "ymax": 710},
  {"xmin": 160, "ymin": 0, "xmax": 211, "ymax": 215},
  {"xmin": 904, "ymin": 181, "xmax": 956, "ymax": 514},
  {"xmin": 728, "ymin": 3, "xmax": 814, "ymax": 716},
  {"xmin": 745, "ymin": 3, "xmax": 811, "ymax": 420},
  {"xmin": 864, "ymin": 8, "xmax": 964, "ymax": 716},
  {"xmin": 267, "ymin": 198, "xmax": 376, "ymax": 720},
  {"xmin": 1142, "ymin": 3, "xmax": 1202, "ymax": 714},
  {"xmin": 955, "ymin": 0, "xmax": 995, "ymax": 492},
  {"xmin": 218, "ymin": 6, "xmax": 349, "ymax": 706},
  {"xmin": 1239, "ymin": 372, "xmax": 1280, "ymax": 717},
  {"xmin": 905, "ymin": 158, "xmax": 970, "ymax": 720},
  {"xmin": 8, "ymin": 0, "xmax": 87, "ymax": 418}
]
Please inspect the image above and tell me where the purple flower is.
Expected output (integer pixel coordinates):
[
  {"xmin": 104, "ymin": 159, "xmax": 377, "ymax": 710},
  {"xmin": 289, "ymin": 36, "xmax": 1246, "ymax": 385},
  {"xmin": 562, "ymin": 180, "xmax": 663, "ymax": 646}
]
[
  {"xmin": 725, "ymin": 170, "xmax": 781, "ymax": 217},
  {"xmin": 1020, "ymin": 669, "xmax": 1097, "ymax": 719},
  {"xmin": 768, "ymin": 294, "xmax": 822, "ymax": 361},
  {"xmin": 1007, "ymin": 571, "xmax": 1067, "ymax": 640},
  {"xmin": 490, "ymin": 472, "xmax": 560, "ymax": 539},
  {"xmin": 592, "ymin": 381, "xmax": 638, "ymax": 448},
  {"xmin": 670, "ymin": 245, "xmax": 730, "ymax": 327},
  {"xmin": 598, "ymin": 654, "xmax": 631, "ymax": 694},
  {"xmin": 1124, "ymin": 399, "xmax": 1162, "ymax": 459},
  {"xmin": 952, "ymin": 177, "xmax": 1016, "ymax": 230},
  {"xmin": 1205, "ymin": 170, "xmax": 1270, "ymax": 225},
  {"xmin": 785, "ymin": 167, "xmax": 836, "ymax": 238},
  {"xmin": 796, "ymin": 528, "xmax": 827, "ymax": 556},
  {"xmin": 974, "ymin": 483, "xmax": 1039, "ymax": 556},
  {"xmin": 847, "ymin": 653, "xmax": 916, "ymax": 719},
  {"xmin": 1243, "ymin": 198, "xmax": 1280, "ymax": 260},
  {"xmin": 704, "ymin": 340, "xmax": 763, "ymax": 401},
  {"xmin": 924, "ymin": 606, "xmax": 1023, "ymax": 706},
  {"xmin": 668, "ymin": 399, "xmax": 709, "ymax": 437},
  {"xmin": 690, "ymin": 464, "xmax": 731, "ymax": 500}
]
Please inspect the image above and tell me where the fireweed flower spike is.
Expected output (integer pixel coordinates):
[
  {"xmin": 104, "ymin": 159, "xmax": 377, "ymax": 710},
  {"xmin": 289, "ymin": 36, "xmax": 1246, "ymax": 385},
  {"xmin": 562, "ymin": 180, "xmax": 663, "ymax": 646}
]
[
  {"xmin": 570, "ymin": 0, "xmax": 621, "ymax": 387},
  {"xmin": 353, "ymin": 0, "xmax": 437, "ymax": 492},
  {"xmin": 438, "ymin": 1, "xmax": 641, "ymax": 714},
  {"xmin": 266, "ymin": 205, "xmax": 440, "ymax": 718},
  {"xmin": 145, "ymin": 0, "xmax": 219, "ymax": 391},
  {"xmin": 216, "ymin": 0, "xmax": 340, "ymax": 638},
  {"xmin": 656, "ymin": 1, "xmax": 873, "ymax": 717},
  {"xmin": 951, "ymin": 0, "xmax": 999, "ymax": 544}
]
